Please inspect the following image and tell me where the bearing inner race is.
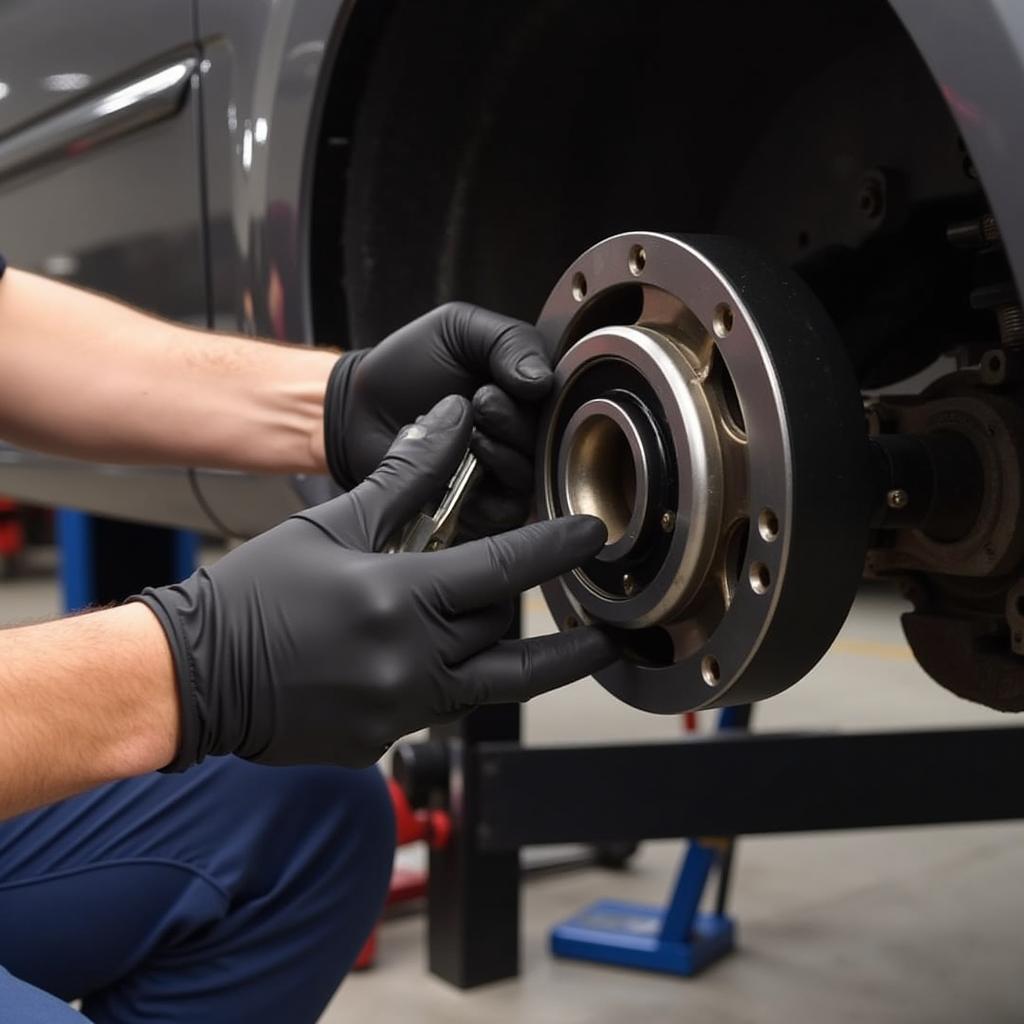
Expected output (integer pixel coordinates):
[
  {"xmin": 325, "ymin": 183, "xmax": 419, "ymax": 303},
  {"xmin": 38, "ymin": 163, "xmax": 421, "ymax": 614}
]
[{"xmin": 558, "ymin": 397, "xmax": 650, "ymax": 562}]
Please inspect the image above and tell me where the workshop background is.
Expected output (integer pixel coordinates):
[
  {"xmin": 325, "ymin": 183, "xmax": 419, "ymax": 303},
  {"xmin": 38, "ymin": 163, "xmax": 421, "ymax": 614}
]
[
  {"xmin": 0, "ymin": 521, "xmax": 1021, "ymax": 1023},
  {"xmin": 4, "ymin": 0, "xmax": 1024, "ymax": 1019}
]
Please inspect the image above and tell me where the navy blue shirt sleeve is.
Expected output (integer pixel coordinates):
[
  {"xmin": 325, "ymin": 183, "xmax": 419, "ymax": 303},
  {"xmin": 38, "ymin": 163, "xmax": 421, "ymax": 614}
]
[{"xmin": 0, "ymin": 252, "xmax": 5, "ymax": 278}]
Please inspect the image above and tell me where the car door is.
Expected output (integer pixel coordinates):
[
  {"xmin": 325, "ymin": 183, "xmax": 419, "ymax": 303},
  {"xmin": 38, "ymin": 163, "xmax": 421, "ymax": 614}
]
[{"xmin": 0, "ymin": 0, "xmax": 215, "ymax": 529}]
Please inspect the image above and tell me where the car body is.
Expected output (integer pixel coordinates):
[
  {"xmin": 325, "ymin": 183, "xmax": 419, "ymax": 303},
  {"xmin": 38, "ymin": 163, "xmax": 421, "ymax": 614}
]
[{"xmin": 2, "ymin": 0, "xmax": 1024, "ymax": 706}]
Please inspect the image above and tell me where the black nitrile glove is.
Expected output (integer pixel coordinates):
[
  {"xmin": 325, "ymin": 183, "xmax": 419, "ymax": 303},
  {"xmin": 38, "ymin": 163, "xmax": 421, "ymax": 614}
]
[
  {"xmin": 324, "ymin": 303, "xmax": 553, "ymax": 539},
  {"xmin": 135, "ymin": 395, "xmax": 615, "ymax": 771}
]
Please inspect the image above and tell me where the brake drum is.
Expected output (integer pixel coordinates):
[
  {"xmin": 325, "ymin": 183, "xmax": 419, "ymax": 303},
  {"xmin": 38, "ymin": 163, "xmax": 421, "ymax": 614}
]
[{"xmin": 536, "ymin": 232, "xmax": 869, "ymax": 712}]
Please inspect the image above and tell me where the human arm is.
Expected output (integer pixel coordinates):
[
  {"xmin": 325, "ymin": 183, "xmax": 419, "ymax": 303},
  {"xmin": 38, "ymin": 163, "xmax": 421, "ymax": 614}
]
[
  {"xmin": 0, "ymin": 603, "xmax": 179, "ymax": 819},
  {"xmin": 1, "ymin": 397, "xmax": 615, "ymax": 816},
  {"xmin": 325, "ymin": 302, "xmax": 556, "ymax": 537},
  {"xmin": 0, "ymin": 267, "xmax": 337, "ymax": 473},
  {"xmin": 137, "ymin": 395, "xmax": 617, "ymax": 769},
  {"xmin": 0, "ymin": 268, "xmax": 556, "ymax": 537}
]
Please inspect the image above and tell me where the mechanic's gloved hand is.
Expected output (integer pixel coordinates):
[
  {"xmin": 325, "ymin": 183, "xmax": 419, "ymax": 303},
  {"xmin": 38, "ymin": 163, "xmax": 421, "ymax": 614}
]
[
  {"xmin": 324, "ymin": 303, "xmax": 553, "ymax": 539},
  {"xmin": 135, "ymin": 395, "xmax": 615, "ymax": 771}
]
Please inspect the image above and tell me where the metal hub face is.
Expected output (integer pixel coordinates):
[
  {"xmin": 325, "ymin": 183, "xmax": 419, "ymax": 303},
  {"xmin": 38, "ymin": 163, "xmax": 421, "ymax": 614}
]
[
  {"xmin": 536, "ymin": 232, "xmax": 869, "ymax": 713},
  {"xmin": 543, "ymin": 324, "xmax": 727, "ymax": 629}
]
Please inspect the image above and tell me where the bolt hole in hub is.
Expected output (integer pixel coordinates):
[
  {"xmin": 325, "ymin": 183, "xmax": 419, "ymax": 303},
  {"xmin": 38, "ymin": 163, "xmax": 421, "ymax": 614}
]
[
  {"xmin": 758, "ymin": 507, "xmax": 779, "ymax": 542},
  {"xmin": 536, "ymin": 232, "xmax": 868, "ymax": 713}
]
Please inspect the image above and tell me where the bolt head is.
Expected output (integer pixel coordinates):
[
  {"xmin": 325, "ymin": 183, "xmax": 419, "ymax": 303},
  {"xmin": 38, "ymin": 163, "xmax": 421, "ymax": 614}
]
[
  {"xmin": 660, "ymin": 510, "xmax": 676, "ymax": 533},
  {"xmin": 886, "ymin": 488, "xmax": 909, "ymax": 510},
  {"xmin": 622, "ymin": 574, "xmax": 636, "ymax": 596}
]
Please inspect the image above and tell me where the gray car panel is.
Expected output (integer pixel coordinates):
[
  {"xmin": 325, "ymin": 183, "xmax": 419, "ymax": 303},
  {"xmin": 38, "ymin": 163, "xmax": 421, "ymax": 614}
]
[
  {"xmin": 1, "ymin": 0, "xmax": 1022, "ymax": 543},
  {"xmin": 0, "ymin": 3, "xmax": 214, "ymax": 528},
  {"xmin": 190, "ymin": 0, "xmax": 349, "ymax": 534},
  {"xmin": 890, "ymin": 0, "xmax": 1024, "ymax": 296},
  {"xmin": 0, "ymin": 1, "xmax": 193, "ymax": 136},
  {"xmin": 0, "ymin": 0, "xmax": 349, "ymax": 537},
  {"xmin": 0, "ymin": 56, "xmax": 197, "ymax": 189},
  {"xmin": 0, "ymin": 450, "xmax": 216, "ymax": 533},
  {"xmin": 196, "ymin": 0, "xmax": 350, "ymax": 341}
]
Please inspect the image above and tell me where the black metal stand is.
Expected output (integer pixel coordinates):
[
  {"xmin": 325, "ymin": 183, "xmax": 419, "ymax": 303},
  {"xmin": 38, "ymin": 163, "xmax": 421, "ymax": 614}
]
[
  {"xmin": 426, "ymin": 705, "xmax": 521, "ymax": 988},
  {"xmin": 422, "ymin": 720, "xmax": 1024, "ymax": 988}
]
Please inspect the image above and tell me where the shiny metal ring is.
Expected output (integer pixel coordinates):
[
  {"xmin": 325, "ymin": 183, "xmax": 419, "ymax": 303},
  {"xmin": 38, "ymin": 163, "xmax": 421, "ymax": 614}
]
[
  {"xmin": 542, "ymin": 325, "xmax": 723, "ymax": 627},
  {"xmin": 558, "ymin": 397, "xmax": 651, "ymax": 563}
]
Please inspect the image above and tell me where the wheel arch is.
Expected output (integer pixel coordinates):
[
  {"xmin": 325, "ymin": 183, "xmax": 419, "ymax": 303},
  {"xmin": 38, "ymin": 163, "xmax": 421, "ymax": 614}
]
[{"xmin": 306, "ymin": 0, "xmax": 1024, "ymax": 352}]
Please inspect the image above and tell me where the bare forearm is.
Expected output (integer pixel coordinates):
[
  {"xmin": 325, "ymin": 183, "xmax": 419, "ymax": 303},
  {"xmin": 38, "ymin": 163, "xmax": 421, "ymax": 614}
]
[
  {"xmin": 0, "ymin": 268, "xmax": 339, "ymax": 472},
  {"xmin": 0, "ymin": 604, "xmax": 179, "ymax": 819}
]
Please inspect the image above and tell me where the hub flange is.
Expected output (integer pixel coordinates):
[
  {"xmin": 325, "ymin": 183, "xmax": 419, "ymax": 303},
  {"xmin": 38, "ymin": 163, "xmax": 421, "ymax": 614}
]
[{"xmin": 536, "ymin": 232, "xmax": 869, "ymax": 713}]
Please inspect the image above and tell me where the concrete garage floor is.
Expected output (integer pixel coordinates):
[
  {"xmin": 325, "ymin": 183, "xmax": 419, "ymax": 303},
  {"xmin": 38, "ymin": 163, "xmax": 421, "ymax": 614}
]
[
  {"xmin": 2, "ymin": 560, "xmax": 1023, "ymax": 1021},
  {"xmin": 328, "ymin": 586, "xmax": 1024, "ymax": 1024}
]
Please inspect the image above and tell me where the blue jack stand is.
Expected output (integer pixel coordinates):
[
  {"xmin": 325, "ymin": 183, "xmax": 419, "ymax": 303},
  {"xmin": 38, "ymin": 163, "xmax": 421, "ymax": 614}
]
[{"xmin": 550, "ymin": 705, "xmax": 751, "ymax": 977}]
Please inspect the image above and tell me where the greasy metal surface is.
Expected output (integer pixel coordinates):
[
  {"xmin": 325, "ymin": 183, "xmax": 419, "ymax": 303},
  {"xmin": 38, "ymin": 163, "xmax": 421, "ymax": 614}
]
[
  {"xmin": 868, "ymin": 370, "xmax": 1024, "ymax": 712},
  {"xmin": 0, "ymin": 57, "xmax": 197, "ymax": 186},
  {"xmin": 867, "ymin": 387, "xmax": 1024, "ymax": 578}
]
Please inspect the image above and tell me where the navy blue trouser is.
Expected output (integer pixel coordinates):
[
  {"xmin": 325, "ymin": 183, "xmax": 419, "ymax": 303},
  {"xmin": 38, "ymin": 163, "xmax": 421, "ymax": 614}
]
[{"xmin": 0, "ymin": 757, "xmax": 395, "ymax": 1022}]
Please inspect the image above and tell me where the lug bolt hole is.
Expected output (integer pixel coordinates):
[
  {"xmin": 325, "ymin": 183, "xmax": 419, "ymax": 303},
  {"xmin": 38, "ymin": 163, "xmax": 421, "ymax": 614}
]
[
  {"xmin": 571, "ymin": 272, "xmax": 588, "ymax": 302},
  {"xmin": 713, "ymin": 303, "xmax": 734, "ymax": 338},
  {"xmin": 627, "ymin": 244, "xmax": 647, "ymax": 276},
  {"xmin": 701, "ymin": 655, "xmax": 721, "ymax": 687},
  {"xmin": 758, "ymin": 508, "xmax": 779, "ymax": 542},
  {"xmin": 749, "ymin": 561, "xmax": 771, "ymax": 595}
]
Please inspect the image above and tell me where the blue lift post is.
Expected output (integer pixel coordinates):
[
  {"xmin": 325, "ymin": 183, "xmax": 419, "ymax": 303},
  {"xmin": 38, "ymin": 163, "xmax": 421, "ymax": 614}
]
[
  {"xmin": 56, "ymin": 510, "xmax": 198, "ymax": 612},
  {"xmin": 550, "ymin": 704, "xmax": 752, "ymax": 976}
]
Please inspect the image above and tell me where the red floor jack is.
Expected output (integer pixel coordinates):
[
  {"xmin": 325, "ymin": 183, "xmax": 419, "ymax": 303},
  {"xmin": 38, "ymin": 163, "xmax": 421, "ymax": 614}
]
[
  {"xmin": 355, "ymin": 778, "xmax": 451, "ymax": 970},
  {"xmin": 0, "ymin": 498, "xmax": 25, "ymax": 577}
]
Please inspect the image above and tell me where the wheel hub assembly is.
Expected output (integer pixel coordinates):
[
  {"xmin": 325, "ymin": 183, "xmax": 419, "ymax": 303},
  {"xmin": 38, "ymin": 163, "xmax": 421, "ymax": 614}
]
[{"xmin": 536, "ymin": 232, "xmax": 869, "ymax": 712}]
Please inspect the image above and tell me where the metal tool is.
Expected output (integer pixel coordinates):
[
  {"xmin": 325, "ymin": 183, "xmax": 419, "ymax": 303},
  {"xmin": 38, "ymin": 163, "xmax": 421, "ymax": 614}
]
[{"xmin": 390, "ymin": 450, "xmax": 482, "ymax": 553}]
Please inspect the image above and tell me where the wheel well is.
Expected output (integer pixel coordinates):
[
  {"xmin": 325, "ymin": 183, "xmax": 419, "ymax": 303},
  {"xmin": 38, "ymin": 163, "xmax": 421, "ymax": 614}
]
[{"xmin": 312, "ymin": 0, "xmax": 992, "ymax": 381}]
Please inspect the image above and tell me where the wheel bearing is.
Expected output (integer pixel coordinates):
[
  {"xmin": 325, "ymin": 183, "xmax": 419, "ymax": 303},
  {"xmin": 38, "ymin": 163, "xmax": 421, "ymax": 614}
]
[{"xmin": 536, "ymin": 232, "xmax": 868, "ymax": 713}]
